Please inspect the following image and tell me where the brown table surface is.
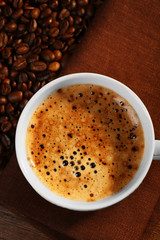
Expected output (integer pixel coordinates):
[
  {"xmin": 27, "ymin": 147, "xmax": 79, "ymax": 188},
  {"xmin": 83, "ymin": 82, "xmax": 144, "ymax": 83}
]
[
  {"xmin": 0, "ymin": 205, "xmax": 159, "ymax": 240},
  {"xmin": 0, "ymin": 204, "xmax": 159, "ymax": 240}
]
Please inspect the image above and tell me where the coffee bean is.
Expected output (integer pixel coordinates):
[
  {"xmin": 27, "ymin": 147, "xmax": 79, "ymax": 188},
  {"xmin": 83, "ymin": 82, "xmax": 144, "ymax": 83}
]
[
  {"xmin": 3, "ymin": 5, "xmax": 13, "ymax": 17},
  {"xmin": 40, "ymin": 7, "xmax": 52, "ymax": 19},
  {"xmin": 60, "ymin": 19, "xmax": 69, "ymax": 35},
  {"xmin": 1, "ymin": 121, "xmax": 12, "ymax": 133},
  {"xmin": 27, "ymin": 54, "xmax": 39, "ymax": 64},
  {"xmin": 24, "ymin": 90, "xmax": 33, "ymax": 99},
  {"xmin": 1, "ymin": 47, "xmax": 12, "ymax": 59},
  {"xmin": 19, "ymin": 72, "xmax": 28, "ymax": 83},
  {"xmin": 32, "ymin": 82, "xmax": 41, "ymax": 93},
  {"xmin": 31, "ymin": 8, "xmax": 40, "ymax": 19},
  {"xmin": 28, "ymin": 80, "xmax": 32, "ymax": 90},
  {"xmin": 59, "ymin": 9, "xmax": 70, "ymax": 20},
  {"xmin": 48, "ymin": 61, "xmax": 60, "ymax": 72},
  {"xmin": 1, "ymin": 66, "xmax": 8, "ymax": 78},
  {"xmin": 5, "ymin": 22, "xmax": 17, "ymax": 32},
  {"xmin": 32, "ymin": 47, "xmax": 42, "ymax": 55},
  {"xmin": 18, "ymin": 23, "xmax": 26, "ymax": 32},
  {"xmin": 78, "ymin": 0, "xmax": 88, "ymax": 6},
  {"xmin": 74, "ymin": 16, "xmax": 82, "ymax": 25},
  {"xmin": 0, "ymin": 96, "xmax": 7, "ymax": 105},
  {"xmin": 12, "ymin": 117, "xmax": 18, "ymax": 129},
  {"xmin": 8, "ymin": 91, "xmax": 23, "ymax": 103},
  {"xmin": 12, "ymin": 39, "xmax": 22, "ymax": 48},
  {"xmin": 53, "ymin": 40, "xmax": 64, "ymax": 49},
  {"xmin": 24, "ymin": 33, "xmax": 35, "ymax": 46},
  {"xmin": 0, "ymin": 105, "xmax": 5, "ymax": 114},
  {"xmin": 13, "ymin": 58, "xmax": 27, "ymax": 71},
  {"xmin": 28, "ymin": 19, "xmax": 37, "ymax": 32},
  {"xmin": 41, "ymin": 49, "xmax": 55, "ymax": 62},
  {"xmin": 30, "ymin": 61, "xmax": 47, "ymax": 72},
  {"xmin": 0, "ymin": 116, "xmax": 8, "ymax": 124},
  {"xmin": 12, "ymin": 8, "xmax": 24, "ymax": 19},
  {"xmin": 0, "ymin": 73, "xmax": 5, "ymax": 81},
  {"xmin": 17, "ymin": 82, "xmax": 27, "ymax": 92},
  {"xmin": 37, "ymin": 70, "xmax": 50, "ymax": 81},
  {"xmin": 0, "ymin": 16, "xmax": 6, "ymax": 30},
  {"xmin": 77, "ymin": 6, "xmax": 85, "ymax": 16},
  {"xmin": 54, "ymin": 50, "xmax": 62, "ymax": 60},
  {"xmin": 49, "ymin": 27, "xmax": 59, "ymax": 37},
  {"xmin": 1, "ymin": 133, "xmax": 11, "ymax": 150},
  {"xmin": 0, "ymin": 1, "xmax": 6, "ymax": 7},
  {"xmin": 0, "ymin": 32, "xmax": 8, "ymax": 49},
  {"xmin": 27, "ymin": 72, "xmax": 36, "ymax": 82},
  {"xmin": 13, "ymin": 0, "xmax": 23, "ymax": 9},
  {"xmin": 0, "ymin": 83, "xmax": 11, "ymax": 96},
  {"xmin": 6, "ymin": 103, "xmax": 14, "ymax": 115},
  {"xmin": 15, "ymin": 43, "xmax": 29, "ymax": 54},
  {"xmin": 49, "ymin": 0, "xmax": 59, "ymax": 10},
  {"xmin": 19, "ymin": 98, "xmax": 28, "ymax": 110}
]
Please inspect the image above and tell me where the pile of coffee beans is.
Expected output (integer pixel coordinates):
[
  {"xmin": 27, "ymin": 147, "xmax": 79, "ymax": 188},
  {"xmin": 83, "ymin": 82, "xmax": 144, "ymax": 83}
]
[{"xmin": 0, "ymin": 0, "xmax": 101, "ymax": 168}]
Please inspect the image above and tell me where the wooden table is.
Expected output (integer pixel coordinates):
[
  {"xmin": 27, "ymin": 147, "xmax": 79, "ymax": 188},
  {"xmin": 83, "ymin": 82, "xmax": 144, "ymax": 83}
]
[{"xmin": 0, "ymin": 205, "xmax": 160, "ymax": 240}]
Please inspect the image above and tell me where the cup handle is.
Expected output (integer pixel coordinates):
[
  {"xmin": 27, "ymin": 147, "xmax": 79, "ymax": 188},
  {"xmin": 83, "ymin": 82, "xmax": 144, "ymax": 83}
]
[{"xmin": 153, "ymin": 140, "xmax": 160, "ymax": 160}]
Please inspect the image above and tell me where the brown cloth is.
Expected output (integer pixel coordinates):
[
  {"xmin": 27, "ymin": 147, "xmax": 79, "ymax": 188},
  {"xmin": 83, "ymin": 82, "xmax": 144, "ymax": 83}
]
[{"xmin": 0, "ymin": 0, "xmax": 160, "ymax": 239}]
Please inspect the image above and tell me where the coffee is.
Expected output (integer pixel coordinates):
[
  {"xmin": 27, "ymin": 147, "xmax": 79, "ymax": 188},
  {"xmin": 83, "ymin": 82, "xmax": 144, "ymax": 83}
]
[{"xmin": 26, "ymin": 84, "xmax": 145, "ymax": 201}]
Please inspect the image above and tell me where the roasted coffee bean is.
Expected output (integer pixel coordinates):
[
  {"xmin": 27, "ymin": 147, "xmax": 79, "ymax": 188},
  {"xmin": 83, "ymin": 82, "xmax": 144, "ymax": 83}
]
[
  {"xmin": 0, "ymin": 1, "xmax": 6, "ymax": 7},
  {"xmin": 0, "ymin": 16, "xmax": 6, "ymax": 30},
  {"xmin": 31, "ymin": 8, "xmax": 40, "ymax": 19},
  {"xmin": 6, "ymin": 103, "xmax": 14, "ymax": 115},
  {"xmin": 77, "ymin": 6, "xmax": 85, "ymax": 16},
  {"xmin": 54, "ymin": 50, "xmax": 62, "ymax": 60},
  {"xmin": 2, "ymin": 79, "xmax": 10, "ymax": 85},
  {"xmin": 0, "ymin": 83, "xmax": 11, "ymax": 96},
  {"xmin": 12, "ymin": 80, "xmax": 17, "ymax": 88},
  {"xmin": 41, "ymin": 49, "xmax": 55, "ymax": 62},
  {"xmin": 61, "ymin": 0, "xmax": 71, "ymax": 7},
  {"xmin": 53, "ymin": 40, "xmax": 64, "ymax": 49},
  {"xmin": 1, "ymin": 66, "xmax": 8, "ymax": 78},
  {"xmin": 59, "ymin": 9, "xmax": 70, "ymax": 20},
  {"xmin": 8, "ymin": 91, "xmax": 23, "ymax": 103},
  {"xmin": 12, "ymin": 8, "xmax": 24, "ymax": 19},
  {"xmin": 30, "ymin": 61, "xmax": 47, "ymax": 71},
  {"xmin": 74, "ymin": 16, "xmax": 82, "ymax": 25},
  {"xmin": 10, "ymin": 70, "xmax": 18, "ymax": 80},
  {"xmin": 40, "ymin": 7, "xmax": 52, "ymax": 19},
  {"xmin": 37, "ymin": 70, "xmax": 50, "ymax": 81},
  {"xmin": 0, "ymin": 116, "xmax": 8, "ymax": 124},
  {"xmin": 1, "ymin": 47, "xmax": 12, "ymax": 59},
  {"xmin": 17, "ymin": 82, "xmax": 27, "ymax": 92},
  {"xmin": 15, "ymin": 43, "xmax": 29, "ymax": 54},
  {"xmin": 13, "ymin": 58, "xmax": 27, "ymax": 71},
  {"xmin": 49, "ymin": 27, "xmax": 59, "ymax": 37},
  {"xmin": 18, "ymin": 72, "xmax": 28, "ymax": 83},
  {"xmin": 32, "ymin": 47, "xmax": 42, "ymax": 55},
  {"xmin": 12, "ymin": 38, "xmax": 22, "ymax": 48},
  {"xmin": 24, "ymin": 33, "xmax": 35, "ymax": 46},
  {"xmin": 18, "ymin": 23, "xmax": 26, "ymax": 32},
  {"xmin": 49, "ymin": 0, "xmax": 59, "ymax": 10},
  {"xmin": 28, "ymin": 80, "xmax": 32, "ymax": 89},
  {"xmin": 1, "ymin": 133, "xmax": 11, "ymax": 149},
  {"xmin": 0, "ymin": 63, "xmax": 3, "ymax": 69},
  {"xmin": 24, "ymin": 90, "xmax": 33, "ymax": 99},
  {"xmin": 0, "ymin": 32, "xmax": 8, "ymax": 49},
  {"xmin": 27, "ymin": 54, "xmax": 39, "ymax": 64},
  {"xmin": 48, "ymin": 61, "xmax": 60, "ymax": 72},
  {"xmin": 19, "ymin": 98, "xmax": 28, "ymax": 110},
  {"xmin": 27, "ymin": 71, "xmax": 36, "ymax": 81},
  {"xmin": 0, "ymin": 105, "xmax": 5, "ymax": 114},
  {"xmin": 12, "ymin": 117, "xmax": 18, "ymax": 129},
  {"xmin": 42, "ymin": 16, "xmax": 53, "ymax": 27},
  {"xmin": 59, "ymin": 19, "xmax": 69, "ymax": 35},
  {"xmin": 28, "ymin": 19, "xmax": 37, "ymax": 32},
  {"xmin": 78, "ymin": 0, "xmax": 88, "ymax": 6},
  {"xmin": 32, "ymin": 81, "xmax": 41, "ymax": 93},
  {"xmin": 5, "ymin": 22, "xmax": 17, "ymax": 33},
  {"xmin": 68, "ymin": 0, "xmax": 77, "ymax": 10},
  {"xmin": 3, "ymin": 5, "xmax": 13, "ymax": 17},
  {"xmin": 1, "ymin": 121, "xmax": 12, "ymax": 133},
  {"xmin": 0, "ymin": 73, "xmax": 5, "ymax": 81},
  {"xmin": 0, "ymin": 96, "xmax": 7, "ymax": 105},
  {"xmin": 13, "ymin": 0, "xmax": 23, "ymax": 9}
]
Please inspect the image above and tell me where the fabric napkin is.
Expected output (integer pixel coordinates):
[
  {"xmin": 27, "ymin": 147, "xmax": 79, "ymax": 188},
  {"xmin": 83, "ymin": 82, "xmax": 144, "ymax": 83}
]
[{"xmin": 0, "ymin": 0, "xmax": 160, "ymax": 239}]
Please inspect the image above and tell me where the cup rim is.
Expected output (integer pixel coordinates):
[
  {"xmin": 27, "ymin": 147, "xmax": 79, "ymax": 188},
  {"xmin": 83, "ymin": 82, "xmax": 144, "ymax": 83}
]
[{"xmin": 15, "ymin": 73, "xmax": 155, "ymax": 211}]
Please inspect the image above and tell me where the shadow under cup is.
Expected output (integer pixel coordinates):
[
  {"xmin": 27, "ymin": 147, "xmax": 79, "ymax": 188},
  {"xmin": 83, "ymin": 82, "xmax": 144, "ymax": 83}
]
[{"xmin": 15, "ymin": 73, "xmax": 155, "ymax": 211}]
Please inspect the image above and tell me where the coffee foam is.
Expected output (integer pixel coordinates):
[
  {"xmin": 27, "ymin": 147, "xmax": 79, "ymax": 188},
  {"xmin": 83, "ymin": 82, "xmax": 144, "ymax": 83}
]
[{"xmin": 26, "ymin": 84, "xmax": 145, "ymax": 201}]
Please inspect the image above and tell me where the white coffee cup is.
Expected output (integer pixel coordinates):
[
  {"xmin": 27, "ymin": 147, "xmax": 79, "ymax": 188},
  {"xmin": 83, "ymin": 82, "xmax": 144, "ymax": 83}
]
[{"xmin": 15, "ymin": 73, "xmax": 160, "ymax": 211}]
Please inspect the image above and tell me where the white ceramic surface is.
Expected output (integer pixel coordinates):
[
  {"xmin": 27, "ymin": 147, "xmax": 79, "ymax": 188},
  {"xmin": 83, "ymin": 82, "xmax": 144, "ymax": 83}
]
[{"xmin": 15, "ymin": 73, "xmax": 156, "ymax": 211}]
